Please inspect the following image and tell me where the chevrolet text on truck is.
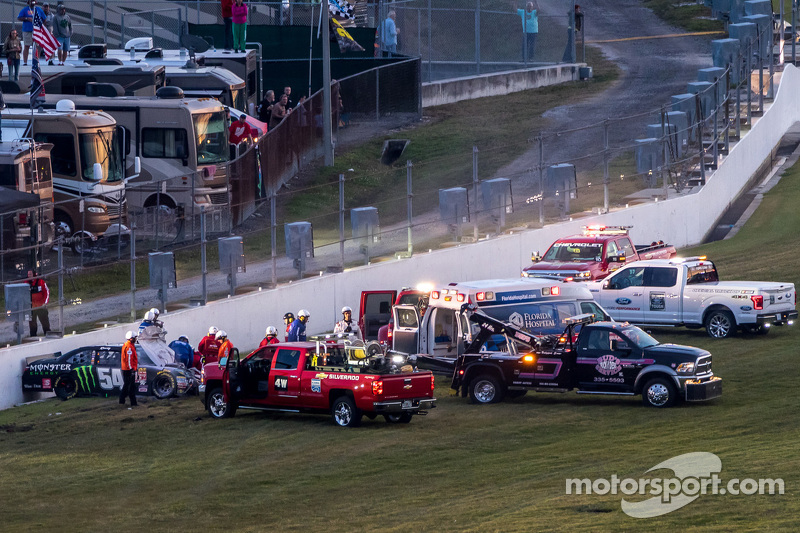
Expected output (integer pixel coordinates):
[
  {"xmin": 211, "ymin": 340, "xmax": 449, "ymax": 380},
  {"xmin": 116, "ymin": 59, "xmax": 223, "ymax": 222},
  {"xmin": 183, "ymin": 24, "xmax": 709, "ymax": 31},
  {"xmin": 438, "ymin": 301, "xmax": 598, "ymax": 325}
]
[
  {"xmin": 200, "ymin": 339, "xmax": 436, "ymax": 427},
  {"xmin": 522, "ymin": 225, "xmax": 677, "ymax": 280},
  {"xmin": 451, "ymin": 312, "xmax": 722, "ymax": 408},
  {"xmin": 588, "ymin": 257, "xmax": 798, "ymax": 338}
]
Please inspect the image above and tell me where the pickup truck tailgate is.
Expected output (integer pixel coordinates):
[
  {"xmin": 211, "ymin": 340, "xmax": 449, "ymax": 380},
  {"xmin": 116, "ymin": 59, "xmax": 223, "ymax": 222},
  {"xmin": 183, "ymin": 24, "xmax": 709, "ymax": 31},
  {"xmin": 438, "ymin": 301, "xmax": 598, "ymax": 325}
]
[
  {"xmin": 378, "ymin": 372, "xmax": 435, "ymax": 400},
  {"xmin": 762, "ymin": 285, "xmax": 796, "ymax": 311}
]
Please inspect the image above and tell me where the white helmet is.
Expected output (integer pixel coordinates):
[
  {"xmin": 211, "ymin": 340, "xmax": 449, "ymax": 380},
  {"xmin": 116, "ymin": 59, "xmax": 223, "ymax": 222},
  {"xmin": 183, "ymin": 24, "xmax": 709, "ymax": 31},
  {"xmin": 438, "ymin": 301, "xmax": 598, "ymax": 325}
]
[
  {"xmin": 298, "ymin": 309, "xmax": 310, "ymax": 319},
  {"xmin": 125, "ymin": 330, "xmax": 137, "ymax": 340},
  {"xmin": 150, "ymin": 307, "xmax": 160, "ymax": 317},
  {"xmin": 208, "ymin": 326, "xmax": 219, "ymax": 336},
  {"xmin": 215, "ymin": 330, "xmax": 227, "ymax": 340},
  {"xmin": 341, "ymin": 306, "xmax": 352, "ymax": 314},
  {"xmin": 266, "ymin": 326, "xmax": 278, "ymax": 336},
  {"xmin": 144, "ymin": 310, "xmax": 156, "ymax": 321}
]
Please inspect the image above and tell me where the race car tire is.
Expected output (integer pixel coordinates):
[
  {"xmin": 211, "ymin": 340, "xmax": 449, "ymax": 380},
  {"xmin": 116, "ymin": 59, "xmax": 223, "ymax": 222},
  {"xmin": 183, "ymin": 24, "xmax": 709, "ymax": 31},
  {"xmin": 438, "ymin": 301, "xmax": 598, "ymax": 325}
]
[
  {"xmin": 365, "ymin": 341, "xmax": 384, "ymax": 357},
  {"xmin": 384, "ymin": 412, "xmax": 413, "ymax": 424},
  {"xmin": 469, "ymin": 374, "xmax": 505, "ymax": 404},
  {"xmin": 705, "ymin": 309, "xmax": 736, "ymax": 338},
  {"xmin": 506, "ymin": 390, "xmax": 528, "ymax": 400},
  {"xmin": 331, "ymin": 396, "xmax": 362, "ymax": 427},
  {"xmin": 152, "ymin": 372, "xmax": 177, "ymax": 399},
  {"xmin": 54, "ymin": 375, "xmax": 78, "ymax": 401},
  {"xmin": 207, "ymin": 387, "xmax": 236, "ymax": 418},
  {"xmin": 641, "ymin": 377, "xmax": 677, "ymax": 408}
]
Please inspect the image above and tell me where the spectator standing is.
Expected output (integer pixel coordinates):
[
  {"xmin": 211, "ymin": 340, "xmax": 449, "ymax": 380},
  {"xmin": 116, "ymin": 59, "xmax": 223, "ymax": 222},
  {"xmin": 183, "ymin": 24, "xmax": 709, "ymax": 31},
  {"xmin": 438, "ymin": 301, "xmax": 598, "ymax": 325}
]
[
  {"xmin": 17, "ymin": 0, "xmax": 46, "ymax": 66},
  {"xmin": 229, "ymin": 114, "xmax": 255, "ymax": 145},
  {"xmin": 269, "ymin": 93, "xmax": 291, "ymax": 130},
  {"xmin": 168, "ymin": 335, "xmax": 194, "ymax": 369},
  {"xmin": 27, "ymin": 269, "xmax": 50, "ymax": 336},
  {"xmin": 42, "ymin": 3, "xmax": 55, "ymax": 64},
  {"xmin": 231, "ymin": 0, "xmax": 248, "ymax": 54},
  {"xmin": 257, "ymin": 90, "xmax": 275, "ymax": 123},
  {"xmin": 287, "ymin": 309, "xmax": 309, "ymax": 342},
  {"xmin": 282, "ymin": 86, "xmax": 294, "ymax": 109},
  {"xmin": 221, "ymin": 0, "xmax": 233, "ymax": 51},
  {"xmin": 379, "ymin": 10, "xmax": 399, "ymax": 57},
  {"xmin": 4, "ymin": 30, "xmax": 22, "ymax": 82},
  {"xmin": 120, "ymin": 331, "xmax": 138, "ymax": 407},
  {"xmin": 514, "ymin": 1, "xmax": 539, "ymax": 62},
  {"xmin": 53, "ymin": 4, "xmax": 72, "ymax": 66},
  {"xmin": 199, "ymin": 326, "xmax": 221, "ymax": 364}
]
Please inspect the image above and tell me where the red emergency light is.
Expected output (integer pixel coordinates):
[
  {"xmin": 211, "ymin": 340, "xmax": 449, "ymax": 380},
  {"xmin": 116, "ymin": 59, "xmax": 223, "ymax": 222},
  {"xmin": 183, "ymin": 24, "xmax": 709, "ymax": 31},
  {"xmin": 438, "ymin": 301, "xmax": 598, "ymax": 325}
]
[
  {"xmin": 456, "ymin": 293, "xmax": 465, "ymax": 303},
  {"xmin": 431, "ymin": 290, "xmax": 440, "ymax": 299},
  {"xmin": 476, "ymin": 292, "xmax": 485, "ymax": 301},
  {"xmin": 551, "ymin": 286, "xmax": 560, "ymax": 296}
]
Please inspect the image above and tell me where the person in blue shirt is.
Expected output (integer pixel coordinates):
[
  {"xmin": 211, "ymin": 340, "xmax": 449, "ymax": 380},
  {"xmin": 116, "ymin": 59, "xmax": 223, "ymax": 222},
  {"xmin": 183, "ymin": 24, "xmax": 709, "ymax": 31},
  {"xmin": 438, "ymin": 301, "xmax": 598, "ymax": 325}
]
[
  {"xmin": 168, "ymin": 335, "xmax": 195, "ymax": 369},
  {"xmin": 514, "ymin": 0, "xmax": 539, "ymax": 62},
  {"xmin": 380, "ymin": 10, "xmax": 399, "ymax": 57},
  {"xmin": 287, "ymin": 309, "xmax": 310, "ymax": 342},
  {"xmin": 17, "ymin": 0, "xmax": 46, "ymax": 66}
]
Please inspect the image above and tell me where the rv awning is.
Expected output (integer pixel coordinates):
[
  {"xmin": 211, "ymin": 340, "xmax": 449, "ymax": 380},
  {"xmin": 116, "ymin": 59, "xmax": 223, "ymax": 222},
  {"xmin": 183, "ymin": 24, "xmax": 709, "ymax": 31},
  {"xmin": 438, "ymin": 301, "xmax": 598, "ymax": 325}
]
[{"xmin": 0, "ymin": 186, "xmax": 40, "ymax": 212}]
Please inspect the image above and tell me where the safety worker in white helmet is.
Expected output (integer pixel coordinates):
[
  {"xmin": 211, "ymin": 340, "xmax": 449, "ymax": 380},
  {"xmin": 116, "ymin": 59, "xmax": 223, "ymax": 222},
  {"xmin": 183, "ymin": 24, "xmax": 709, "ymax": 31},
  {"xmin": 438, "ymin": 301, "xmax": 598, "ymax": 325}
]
[
  {"xmin": 259, "ymin": 326, "xmax": 281, "ymax": 348},
  {"xmin": 287, "ymin": 310, "xmax": 310, "ymax": 342},
  {"xmin": 216, "ymin": 330, "xmax": 233, "ymax": 365},
  {"xmin": 199, "ymin": 326, "xmax": 221, "ymax": 365},
  {"xmin": 334, "ymin": 306, "xmax": 363, "ymax": 340},
  {"xmin": 120, "ymin": 330, "xmax": 139, "ymax": 407},
  {"xmin": 149, "ymin": 307, "xmax": 163, "ymax": 327}
]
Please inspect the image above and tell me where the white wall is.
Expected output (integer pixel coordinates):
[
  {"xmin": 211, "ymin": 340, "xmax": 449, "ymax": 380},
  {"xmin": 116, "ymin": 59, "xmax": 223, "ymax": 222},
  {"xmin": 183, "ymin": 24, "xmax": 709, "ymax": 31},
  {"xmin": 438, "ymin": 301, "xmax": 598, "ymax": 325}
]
[{"xmin": 3, "ymin": 66, "xmax": 799, "ymax": 412}]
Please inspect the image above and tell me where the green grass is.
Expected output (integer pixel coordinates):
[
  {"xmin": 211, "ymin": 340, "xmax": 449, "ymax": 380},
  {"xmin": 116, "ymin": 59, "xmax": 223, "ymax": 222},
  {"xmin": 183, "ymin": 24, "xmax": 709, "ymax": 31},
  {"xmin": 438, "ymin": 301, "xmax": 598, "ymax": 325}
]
[
  {"xmin": 642, "ymin": 0, "xmax": 725, "ymax": 33},
  {"xmin": 1, "ymin": 158, "xmax": 799, "ymax": 530}
]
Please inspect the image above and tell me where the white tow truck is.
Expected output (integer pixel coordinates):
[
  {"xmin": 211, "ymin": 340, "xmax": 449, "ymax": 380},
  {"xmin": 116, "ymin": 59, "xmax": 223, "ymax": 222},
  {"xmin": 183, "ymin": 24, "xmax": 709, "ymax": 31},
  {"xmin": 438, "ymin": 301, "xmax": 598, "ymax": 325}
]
[{"xmin": 588, "ymin": 257, "xmax": 797, "ymax": 338}]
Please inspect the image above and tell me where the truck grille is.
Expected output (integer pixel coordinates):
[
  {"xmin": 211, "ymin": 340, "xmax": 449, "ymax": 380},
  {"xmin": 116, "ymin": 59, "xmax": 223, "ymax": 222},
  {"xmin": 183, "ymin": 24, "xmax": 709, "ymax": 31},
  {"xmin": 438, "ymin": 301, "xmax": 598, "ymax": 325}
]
[
  {"xmin": 209, "ymin": 192, "xmax": 229, "ymax": 205},
  {"xmin": 524, "ymin": 270, "xmax": 580, "ymax": 279},
  {"xmin": 696, "ymin": 355, "xmax": 712, "ymax": 375},
  {"xmin": 107, "ymin": 203, "xmax": 123, "ymax": 219}
]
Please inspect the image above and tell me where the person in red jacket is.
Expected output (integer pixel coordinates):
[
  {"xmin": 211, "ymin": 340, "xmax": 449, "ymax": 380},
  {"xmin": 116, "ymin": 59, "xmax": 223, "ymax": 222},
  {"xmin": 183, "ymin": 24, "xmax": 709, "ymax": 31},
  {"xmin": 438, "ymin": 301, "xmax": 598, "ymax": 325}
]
[
  {"xmin": 258, "ymin": 326, "xmax": 280, "ymax": 348},
  {"xmin": 120, "ymin": 330, "xmax": 138, "ymax": 407},
  {"xmin": 198, "ymin": 326, "xmax": 221, "ymax": 365},
  {"xmin": 221, "ymin": 0, "xmax": 233, "ymax": 51},
  {"xmin": 228, "ymin": 114, "xmax": 255, "ymax": 145},
  {"xmin": 27, "ymin": 269, "xmax": 50, "ymax": 336}
]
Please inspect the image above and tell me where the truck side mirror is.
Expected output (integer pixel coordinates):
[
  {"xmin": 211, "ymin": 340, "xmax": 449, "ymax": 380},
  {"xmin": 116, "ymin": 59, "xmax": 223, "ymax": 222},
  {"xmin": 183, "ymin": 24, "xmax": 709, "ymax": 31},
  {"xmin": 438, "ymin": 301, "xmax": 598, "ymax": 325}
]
[
  {"xmin": 607, "ymin": 254, "xmax": 625, "ymax": 263},
  {"xmin": 602, "ymin": 279, "xmax": 611, "ymax": 289},
  {"xmin": 93, "ymin": 162, "xmax": 104, "ymax": 182},
  {"xmin": 134, "ymin": 156, "xmax": 141, "ymax": 174},
  {"xmin": 531, "ymin": 251, "xmax": 541, "ymax": 262}
]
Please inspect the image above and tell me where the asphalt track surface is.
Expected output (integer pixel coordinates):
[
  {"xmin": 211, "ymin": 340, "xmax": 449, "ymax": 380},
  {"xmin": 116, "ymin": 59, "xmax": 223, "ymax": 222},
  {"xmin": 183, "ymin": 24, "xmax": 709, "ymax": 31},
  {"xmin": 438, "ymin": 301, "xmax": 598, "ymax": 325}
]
[{"xmin": 0, "ymin": 2, "xmax": 772, "ymax": 346}]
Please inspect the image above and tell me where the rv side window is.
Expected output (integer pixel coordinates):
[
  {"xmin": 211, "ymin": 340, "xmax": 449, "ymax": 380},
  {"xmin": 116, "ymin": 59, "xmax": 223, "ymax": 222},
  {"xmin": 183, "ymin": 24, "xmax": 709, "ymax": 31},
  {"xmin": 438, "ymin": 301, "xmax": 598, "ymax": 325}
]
[
  {"xmin": 142, "ymin": 128, "xmax": 188, "ymax": 160},
  {"xmin": 247, "ymin": 71, "xmax": 257, "ymax": 98},
  {"xmin": 0, "ymin": 164, "xmax": 15, "ymax": 188},
  {"xmin": 33, "ymin": 133, "xmax": 77, "ymax": 176}
]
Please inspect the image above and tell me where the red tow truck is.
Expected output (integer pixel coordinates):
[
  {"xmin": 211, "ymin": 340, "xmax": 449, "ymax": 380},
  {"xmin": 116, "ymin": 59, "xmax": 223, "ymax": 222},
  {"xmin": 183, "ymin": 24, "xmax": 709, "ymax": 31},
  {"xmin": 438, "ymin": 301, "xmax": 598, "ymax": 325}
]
[
  {"xmin": 522, "ymin": 225, "xmax": 677, "ymax": 281},
  {"xmin": 200, "ymin": 339, "xmax": 436, "ymax": 427}
]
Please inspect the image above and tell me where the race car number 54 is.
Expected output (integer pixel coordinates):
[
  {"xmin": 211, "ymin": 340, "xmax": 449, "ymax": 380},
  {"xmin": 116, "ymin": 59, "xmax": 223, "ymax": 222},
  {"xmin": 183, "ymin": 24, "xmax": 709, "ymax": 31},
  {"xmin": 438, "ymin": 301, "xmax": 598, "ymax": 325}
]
[{"xmin": 97, "ymin": 368, "xmax": 124, "ymax": 390}]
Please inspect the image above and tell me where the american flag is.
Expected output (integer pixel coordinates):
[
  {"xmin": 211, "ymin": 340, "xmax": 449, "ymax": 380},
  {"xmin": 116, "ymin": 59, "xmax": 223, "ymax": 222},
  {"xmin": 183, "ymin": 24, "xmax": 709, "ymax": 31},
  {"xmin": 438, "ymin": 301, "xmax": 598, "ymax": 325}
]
[
  {"xmin": 30, "ymin": 57, "xmax": 45, "ymax": 110},
  {"xmin": 33, "ymin": 9, "xmax": 59, "ymax": 60}
]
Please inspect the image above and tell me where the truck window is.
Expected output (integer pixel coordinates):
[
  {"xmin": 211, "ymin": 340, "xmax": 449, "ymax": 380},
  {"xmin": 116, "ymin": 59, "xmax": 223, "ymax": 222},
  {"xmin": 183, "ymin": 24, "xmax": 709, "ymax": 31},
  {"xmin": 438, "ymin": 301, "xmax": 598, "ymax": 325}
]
[
  {"xmin": 686, "ymin": 264, "xmax": 719, "ymax": 284},
  {"xmin": 142, "ymin": 128, "xmax": 189, "ymax": 160},
  {"xmin": 543, "ymin": 242, "xmax": 603, "ymax": 261},
  {"xmin": 608, "ymin": 267, "xmax": 645, "ymax": 289},
  {"xmin": 580, "ymin": 301, "xmax": 609, "ymax": 321},
  {"xmin": 34, "ymin": 133, "xmax": 77, "ymax": 176},
  {"xmin": 605, "ymin": 240, "xmax": 619, "ymax": 259},
  {"xmin": 644, "ymin": 267, "xmax": 678, "ymax": 287},
  {"xmin": 274, "ymin": 349, "xmax": 301, "ymax": 370},
  {"xmin": 396, "ymin": 308, "xmax": 419, "ymax": 329},
  {"xmin": 579, "ymin": 329, "xmax": 610, "ymax": 351},
  {"xmin": 618, "ymin": 238, "xmax": 635, "ymax": 259}
]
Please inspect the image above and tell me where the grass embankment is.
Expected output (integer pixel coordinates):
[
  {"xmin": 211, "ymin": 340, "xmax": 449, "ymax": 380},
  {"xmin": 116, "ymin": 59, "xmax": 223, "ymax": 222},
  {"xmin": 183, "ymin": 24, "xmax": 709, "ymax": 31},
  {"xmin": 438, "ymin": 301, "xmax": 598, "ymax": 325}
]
[
  {"xmin": 0, "ymin": 161, "xmax": 799, "ymax": 530},
  {"xmin": 642, "ymin": 0, "xmax": 724, "ymax": 33}
]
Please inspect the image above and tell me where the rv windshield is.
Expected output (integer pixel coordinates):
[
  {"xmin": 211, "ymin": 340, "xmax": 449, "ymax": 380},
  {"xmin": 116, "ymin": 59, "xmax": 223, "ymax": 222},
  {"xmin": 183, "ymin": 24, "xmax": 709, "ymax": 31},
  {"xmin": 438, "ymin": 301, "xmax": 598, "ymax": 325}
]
[
  {"xmin": 193, "ymin": 112, "xmax": 228, "ymax": 165},
  {"xmin": 79, "ymin": 130, "xmax": 123, "ymax": 183},
  {"xmin": 231, "ymin": 88, "xmax": 245, "ymax": 112}
]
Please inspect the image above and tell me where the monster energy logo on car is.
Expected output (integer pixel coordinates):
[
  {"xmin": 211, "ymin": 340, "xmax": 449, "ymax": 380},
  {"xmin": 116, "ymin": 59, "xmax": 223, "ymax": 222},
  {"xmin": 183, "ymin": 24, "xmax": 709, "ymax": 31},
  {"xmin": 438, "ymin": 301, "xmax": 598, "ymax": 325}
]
[{"xmin": 73, "ymin": 366, "xmax": 97, "ymax": 392}]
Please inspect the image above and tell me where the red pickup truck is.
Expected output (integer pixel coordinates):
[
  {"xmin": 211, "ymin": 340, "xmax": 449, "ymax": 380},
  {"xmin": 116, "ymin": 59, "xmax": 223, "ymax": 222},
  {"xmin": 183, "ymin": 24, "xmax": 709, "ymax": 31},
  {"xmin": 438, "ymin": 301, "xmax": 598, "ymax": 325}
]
[
  {"xmin": 522, "ymin": 225, "xmax": 677, "ymax": 281},
  {"xmin": 200, "ymin": 340, "xmax": 436, "ymax": 427}
]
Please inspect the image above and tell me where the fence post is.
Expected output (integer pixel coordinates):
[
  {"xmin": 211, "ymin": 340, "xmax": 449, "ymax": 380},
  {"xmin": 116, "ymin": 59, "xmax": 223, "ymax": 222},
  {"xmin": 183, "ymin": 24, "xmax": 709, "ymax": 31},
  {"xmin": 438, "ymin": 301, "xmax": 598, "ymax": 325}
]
[
  {"xmin": 130, "ymin": 225, "xmax": 136, "ymax": 322},
  {"xmin": 1, "ymin": 218, "xmax": 4, "ymax": 282},
  {"xmin": 746, "ymin": 39, "xmax": 752, "ymax": 126},
  {"xmin": 80, "ymin": 200, "xmax": 85, "ymax": 267},
  {"xmin": 104, "ymin": 0, "xmax": 108, "ymax": 44},
  {"xmin": 603, "ymin": 120, "xmax": 609, "ymax": 212},
  {"xmin": 735, "ymin": 58, "xmax": 741, "ymax": 139},
  {"xmin": 407, "ymin": 160, "xmax": 413, "ymax": 256},
  {"xmin": 418, "ymin": 8, "xmax": 422, "ymax": 58},
  {"xmin": 697, "ymin": 94, "xmax": 706, "ymax": 186},
  {"xmin": 712, "ymin": 80, "xmax": 719, "ymax": 169},
  {"xmin": 475, "ymin": 0, "xmax": 481, "ymax": 75},
  {"xmin": 757, "ymin": 31, "xmax": 764, "ymax": 112},
  {"xmin": 661, "ymin": 106, "xmax": 668, "ymax": 197},
  {"xmin": 198, "ymin": 0, "xmax": 201, "ymax": 25},
  {"xmin": 120, "ymin": 13, "xmax": 125, "ymax": 47},
  {"xmin": 538, "ymin": 136, "xmax": 544, "ymax": 224},
  {"xmin": 427, "ymin": 0, "xmax": 432, "ymax": 82},
  {"xmin": 91, "ymin": 2, "xmax": 95, "ymax": 43},
  {"xmin": 339, "ymin": 173, "xmax": 345, "ymax": 268},
  {"xmin": 58, "ymin": 238, "xmax": 63, "ymax": 335},
  {"xmin": 201, "ymin": 206, "xmax": 207, "ymax": 304},
  {"xmin": 724, "ymin": 68, "xmax": 730, "ymax": 153},
  {"xmin": 472, "ymin": 146, "xmax": 479, "ymax": 241},
  {"xmin": 271, "ymin": 191, "xmax": 277, "ymax": 287},
  {"xmin": 375, "ymin": 67, "xmax": 380, "ymax": 120}
]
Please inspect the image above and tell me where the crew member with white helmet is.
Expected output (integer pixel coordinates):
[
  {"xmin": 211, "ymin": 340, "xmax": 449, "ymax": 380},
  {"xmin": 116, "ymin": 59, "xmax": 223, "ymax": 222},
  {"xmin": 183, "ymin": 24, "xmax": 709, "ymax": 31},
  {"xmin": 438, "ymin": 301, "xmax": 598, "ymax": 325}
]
[
  {"xmin": 120, "ymin": 330, "xmax": 139, "ymax": 407},
  {"xmin": 199, "ymin": 326, "xmax": 221, "ymax": 365},
  {"xmin": 259, "ymin": 326, "xmax": 280, "ymax": 348},
  {"xmin": 334, "ymin": 306, "xmax": 362, "ymax": 340},
  {"xmin": 216, "ymin": 330, "xmax": 233, "ymax": 365},
  {"xmin": 287, "ymin": 310, "xmax": 310, "ymax": 342}
]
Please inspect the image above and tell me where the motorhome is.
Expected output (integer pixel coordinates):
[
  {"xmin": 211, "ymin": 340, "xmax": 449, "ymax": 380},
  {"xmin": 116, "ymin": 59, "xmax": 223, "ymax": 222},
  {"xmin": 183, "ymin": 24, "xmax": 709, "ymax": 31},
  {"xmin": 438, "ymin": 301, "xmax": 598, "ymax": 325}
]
[
  {"xmin": 14, "ymin": 63, "xmax": 165, "ymax": 97},
  {"xmin": 0, "ymin": 109, "xmax": 126, "ymax": 253},
  {"xmin": 4, "ymin": 91, "xmax": 230, "ymax": 215}
]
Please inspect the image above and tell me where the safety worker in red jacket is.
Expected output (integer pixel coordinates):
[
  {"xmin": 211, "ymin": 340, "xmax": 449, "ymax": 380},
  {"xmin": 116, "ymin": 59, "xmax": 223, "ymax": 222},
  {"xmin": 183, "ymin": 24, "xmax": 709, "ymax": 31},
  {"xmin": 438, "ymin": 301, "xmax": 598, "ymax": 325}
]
[
  {"xmin": 259, "ymin": 326, "xmax": 280, "ymax": 348},
  {"xmin": 199, "ymin": 326, "xmax": 221, "ymax": 365},
  {"xmin": 120, "ymin": 330, "xmax": 139, "ymax": 407},
  {"xmin": 27, "ymin": 269, "xmax": 50, "ymax": 337},
  {"xmin": 216, "ymin": 330, "xmax": 233, "ymax": 364}
]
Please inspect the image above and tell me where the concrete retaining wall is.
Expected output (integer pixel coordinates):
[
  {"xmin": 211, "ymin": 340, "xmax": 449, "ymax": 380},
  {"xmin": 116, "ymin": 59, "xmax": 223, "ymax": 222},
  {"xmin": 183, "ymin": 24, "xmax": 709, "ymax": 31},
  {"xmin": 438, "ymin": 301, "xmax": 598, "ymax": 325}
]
[
  {"xmin": 422, "ymin": 64, "xmax": 581, "ymax": 107},
  {"xmin": 3, "ymin": 65, "xmax": 799, "ymax": 412}
]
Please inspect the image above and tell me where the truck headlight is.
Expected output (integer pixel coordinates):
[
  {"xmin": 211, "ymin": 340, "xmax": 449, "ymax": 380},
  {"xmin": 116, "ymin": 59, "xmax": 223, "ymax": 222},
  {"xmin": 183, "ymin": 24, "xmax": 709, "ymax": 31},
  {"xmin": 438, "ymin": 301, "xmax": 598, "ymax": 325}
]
[
  {"xmin": 575, "ymin": 271, "xmax": 592, "ymax": 279},
  {"xmin": 676, "ymin": 362, "xmax": 695, "ymax": 374},
  {"xmin": 87, "ymin": 206, "xmax": 106, "ymax": 214}
]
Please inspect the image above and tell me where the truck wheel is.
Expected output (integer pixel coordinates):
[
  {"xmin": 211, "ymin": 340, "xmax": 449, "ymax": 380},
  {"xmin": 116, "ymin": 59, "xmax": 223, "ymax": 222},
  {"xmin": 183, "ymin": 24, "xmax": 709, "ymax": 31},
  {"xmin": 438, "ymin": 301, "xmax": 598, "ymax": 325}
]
[
  {"xmin": 54, "ymin": 375, "xmax": 78, "ymax": 401},
  {"xmin": 332, "ymin": 396, "xmax": 362, "ymax": 427},
  {"xmin": 641, "ymin": 377, "xmax": 677, "ymax": 408},
  {"xmin": 469, "ymin": 374, "xmax": 505, "ymax": 404},
  {"xmin": 705, "ymin": 310, "xmax": 736, "ymax": 338},
  {"xmin": 151, "ymin": 372, "xmax": 177, "ymax": 399},
  {"xmin": 384, "ymin": 413, "xmax": 413, "ymax": 424},
  {"xmin": 207, "ymin": 387, "xmax": 236, "ymax": 419}
]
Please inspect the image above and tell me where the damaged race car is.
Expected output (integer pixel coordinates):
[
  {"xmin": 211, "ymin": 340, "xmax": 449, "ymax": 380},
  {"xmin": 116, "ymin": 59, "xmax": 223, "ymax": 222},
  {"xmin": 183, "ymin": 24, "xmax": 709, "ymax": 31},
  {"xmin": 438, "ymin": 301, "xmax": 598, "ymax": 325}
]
[{"xmin": 22, "ymin": 345, "xmax": 195, "ymax": 400}]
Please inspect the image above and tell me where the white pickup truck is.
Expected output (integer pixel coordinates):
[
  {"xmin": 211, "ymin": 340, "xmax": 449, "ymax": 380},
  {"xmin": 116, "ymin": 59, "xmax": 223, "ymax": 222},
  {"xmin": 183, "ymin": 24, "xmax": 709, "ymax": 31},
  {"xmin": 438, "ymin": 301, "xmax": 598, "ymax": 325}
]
[{"xmin": 588, "ymin": 257, "xmax": 797, "ymax": 338}]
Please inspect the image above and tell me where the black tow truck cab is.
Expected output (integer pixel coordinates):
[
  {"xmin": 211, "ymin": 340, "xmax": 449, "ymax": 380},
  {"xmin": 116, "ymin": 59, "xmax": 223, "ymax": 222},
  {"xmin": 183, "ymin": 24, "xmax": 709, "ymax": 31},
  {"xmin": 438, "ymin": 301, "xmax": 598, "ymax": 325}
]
[{"xmin": 451, "ymin": 312, "xmax": 722, "ymax": 408}]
